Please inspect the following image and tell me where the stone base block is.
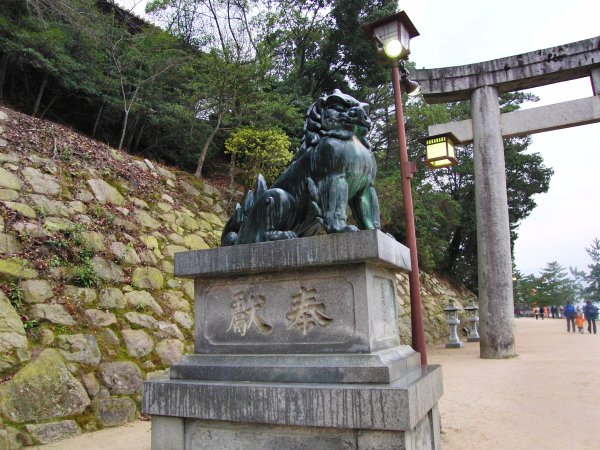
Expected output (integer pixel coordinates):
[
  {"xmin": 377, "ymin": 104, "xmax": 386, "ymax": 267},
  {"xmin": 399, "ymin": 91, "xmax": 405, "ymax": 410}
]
[
  {"xmin": 170, "ymin": 346, "xmax": 420, "ymax": 384},
  {"xmin": 151, "ymin": 408, "xmax": 440, "ymax": 450},
  {"xmin": 445, "ymin": 342, "xmax": 464, "ymax": 348},
  {"xmin": 175, "ymin": 231, "xmax": 411, "ymax": 356},
  {"xmin": 156, "ymin": 232, "xmax": 444, "ymax": 449},
  {"xmin": 144, "ymin": 365, "xmax": 443, "ymax": 449}
]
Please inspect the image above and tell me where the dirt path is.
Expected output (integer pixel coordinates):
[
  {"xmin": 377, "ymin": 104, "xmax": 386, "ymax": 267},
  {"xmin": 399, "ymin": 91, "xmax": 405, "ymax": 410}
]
[
  {"xmin": 432, "ymin": 317, "xmax": 600, "ymax": 449},
  {"xmin": 38, "ymin": 317, "xmax": 599, "ymax": 449}
]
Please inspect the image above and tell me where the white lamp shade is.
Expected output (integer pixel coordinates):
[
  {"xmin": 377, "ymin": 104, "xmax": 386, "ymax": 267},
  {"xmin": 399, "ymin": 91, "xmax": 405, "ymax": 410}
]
[{"xmin": 362, "ymin": 11, "xmax": 419, "ymax": 60}]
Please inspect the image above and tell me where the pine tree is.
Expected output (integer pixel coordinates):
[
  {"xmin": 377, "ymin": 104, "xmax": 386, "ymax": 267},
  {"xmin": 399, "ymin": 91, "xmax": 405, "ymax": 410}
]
[
  {"xmin": 534, "ymin": 261, "xmax": 577, "ymax": 307},
  {"xmin": 584, "ymin": 238, "xmax": 600, "ymax": 303}
]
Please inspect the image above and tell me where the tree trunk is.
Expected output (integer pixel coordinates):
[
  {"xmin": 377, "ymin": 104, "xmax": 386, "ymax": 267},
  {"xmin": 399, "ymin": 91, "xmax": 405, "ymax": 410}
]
[
  {"xmin": 384, "ymin": 102, "xmax": 393, "ymax": 168},
  {"xmin": 133, "ymin": 116, "xmax": 147, "ymax": 152},
  {"xmin": 194, "ymin": 112, "xmax": 222, "ymax": 178},
  {"xmin": 92, "ymin": 103, "xmax": 104, "ymax": 138},
  {"xmin": 118, "ymin": 108, "xmax": 130, "ymax": 150},
  {"xmin": 125, "ymin": 111, "xmax": 141, "ymax": 150},
  {"xmin": 0, "ymin": 53, "xmax": 9, "ymax": 99},
  {"xmin": 39, "ymin": 95, "xmax": 57, "ymax": 119},
  {"xmin": 446, "ymin": 227, "xmax": 462, "ymax": 272},
  {"xmin": 32, "ymin": 73, "xmax": 48, "ymax": 117}
]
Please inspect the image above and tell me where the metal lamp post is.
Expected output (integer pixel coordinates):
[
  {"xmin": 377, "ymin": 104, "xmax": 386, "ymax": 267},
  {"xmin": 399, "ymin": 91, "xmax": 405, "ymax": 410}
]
[{"xmin": 363, "ymin": 11, "xmax": 427, "ymax": 364}]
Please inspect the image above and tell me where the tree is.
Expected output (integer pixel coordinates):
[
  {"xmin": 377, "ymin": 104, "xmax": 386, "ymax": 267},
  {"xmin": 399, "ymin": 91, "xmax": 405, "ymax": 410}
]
[
  {"xmin": 106, "ymin": 27, "xmax": 184, "ymax": 149},
  {"xmin": 259, "ymin": 0, "xmax": 396, "ymax": 99},
  {"xmin": 147, "ymin": 0, "xmax": 304, "ymax": 178},
  {"xmin": 569, "ymin": 266, "xmax": 587, "ymax": 303},
  {"xmin": 534, "ymin": 261, "xmax": 577, "ymax": 307},
  {"xmin": 224, "ymin": 127, "xmax": 292, "ymax": 188},
  {"xmin": 0, "ymin": 1, "xmax": 106, "ymax": 116},
  {"xmin": 513, "ymin": 272, "xmax": 540, "ymax": 308},
  {"xmin": 584, "ymin": 238, "xmax": 600, "ymax": 303}
]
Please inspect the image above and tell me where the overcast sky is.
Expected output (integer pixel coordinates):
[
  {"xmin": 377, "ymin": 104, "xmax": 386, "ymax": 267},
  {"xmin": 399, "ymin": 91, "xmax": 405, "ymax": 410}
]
[{"xmin": 116, "ymin": 0, "xmax": 599, "ymax": 276}]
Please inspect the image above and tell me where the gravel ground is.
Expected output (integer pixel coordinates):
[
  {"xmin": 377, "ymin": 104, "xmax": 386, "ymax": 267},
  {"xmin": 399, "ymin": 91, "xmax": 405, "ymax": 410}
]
[{"xmin": 38, "ymin": 317, "xmax": 599, "ymax": 449}]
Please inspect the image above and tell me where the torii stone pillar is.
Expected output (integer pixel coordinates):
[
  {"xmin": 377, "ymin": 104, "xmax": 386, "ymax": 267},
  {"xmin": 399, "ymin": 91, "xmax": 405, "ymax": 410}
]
[
  {"xmin": 414, "ymin": 36, "xmax": 600, "ymax": 358},
  {"xmin": 471, "ymin": 86, "xmax": 515, "ymax": 357}
]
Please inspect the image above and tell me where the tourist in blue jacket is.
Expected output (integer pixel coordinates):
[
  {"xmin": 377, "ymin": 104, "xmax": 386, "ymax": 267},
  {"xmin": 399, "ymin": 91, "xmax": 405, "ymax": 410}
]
[
  {"xmin": 583, "ymin": 300, "xmax": 598, "ymax": 334},
  {"xmin": 564, "ymin": 301, "xmax": 576, "ymax": 332}
]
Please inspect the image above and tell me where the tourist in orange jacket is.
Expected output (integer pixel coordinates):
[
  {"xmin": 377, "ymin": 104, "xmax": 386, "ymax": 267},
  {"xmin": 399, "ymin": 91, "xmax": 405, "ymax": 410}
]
[{"xmin": 575, "ymin": 310, "xmax": 585, "ymax": 334}]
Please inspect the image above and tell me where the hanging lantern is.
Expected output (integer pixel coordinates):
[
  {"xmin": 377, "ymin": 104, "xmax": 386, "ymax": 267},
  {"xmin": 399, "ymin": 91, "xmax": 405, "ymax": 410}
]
[{"xmin": 422, "ymin": 132, "xmax": 459, "ymax": 169}]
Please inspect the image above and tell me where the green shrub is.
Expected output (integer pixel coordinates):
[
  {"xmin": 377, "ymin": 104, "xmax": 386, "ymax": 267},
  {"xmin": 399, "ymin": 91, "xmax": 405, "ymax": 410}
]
[
  {"xmin": 70, "ymin": 260, "xmax": 99, "ymax": 288},
  {"xmin": 7, "ymin": 281, "xmax": 23, "ymax": 309},
  {"xmin": 225, "ymin": 127, "xmax": 293, "ymax": 188}
]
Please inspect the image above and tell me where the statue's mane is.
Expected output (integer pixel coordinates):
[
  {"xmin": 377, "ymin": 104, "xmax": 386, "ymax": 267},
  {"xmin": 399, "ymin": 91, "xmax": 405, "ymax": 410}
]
[
  {"xmin": 294, "ymin": 90, "xmax": 370, "ymax": 162},
  {"xmin": 293, "ymin": 95, "xmax": 325, "ymax": 161}
]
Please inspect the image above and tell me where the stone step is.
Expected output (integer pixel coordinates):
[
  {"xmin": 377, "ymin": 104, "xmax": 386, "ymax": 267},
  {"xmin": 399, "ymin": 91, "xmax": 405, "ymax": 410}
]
[{"xmin": 170, "ymin": 346, "xmax": 421, "ymax": 384}]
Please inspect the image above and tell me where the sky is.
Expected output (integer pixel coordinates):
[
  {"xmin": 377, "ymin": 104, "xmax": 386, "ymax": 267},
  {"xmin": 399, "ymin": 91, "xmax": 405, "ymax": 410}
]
[{"xmin": 115, "ymin": 0, "xmax": 600, "ymax": 276}]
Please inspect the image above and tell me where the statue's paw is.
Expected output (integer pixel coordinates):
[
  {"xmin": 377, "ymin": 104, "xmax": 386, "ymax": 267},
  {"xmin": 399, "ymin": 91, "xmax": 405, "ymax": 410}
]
[
  {"xmin": 326, "ymin": 223, "xmax": 359, "ymax": 234},
  {"xmin": 265, "ymin": 231, "xmax": 297, "ymax": 241},
  {"xmin": 221, "ymin": 232, "xmax": 238, "ymax": 246}
]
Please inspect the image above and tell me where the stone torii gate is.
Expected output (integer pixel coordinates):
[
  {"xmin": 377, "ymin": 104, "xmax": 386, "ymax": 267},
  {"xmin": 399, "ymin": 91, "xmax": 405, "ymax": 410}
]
[{"xmin": 414, "ymin": 36, "xmax": 600, "ymax": 358}]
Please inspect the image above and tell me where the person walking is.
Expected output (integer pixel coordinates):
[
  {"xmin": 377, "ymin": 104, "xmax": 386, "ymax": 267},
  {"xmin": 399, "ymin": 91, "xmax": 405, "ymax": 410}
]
[
  {"xmin": 564, "ymin": 301, "xmax": 576, "ymax": 332},
  {"xmin": 583, "ymin": 300, "xmax": 598, "ymax": 334},
  {"xmin": 575, "ymin": 310, "xmax": 585, "ymax": 334}
]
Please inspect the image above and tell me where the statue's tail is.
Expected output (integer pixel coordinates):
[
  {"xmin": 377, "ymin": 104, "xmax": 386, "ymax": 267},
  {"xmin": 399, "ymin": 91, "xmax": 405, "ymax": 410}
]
[{"xmin": 220, "ymin": 175, "xmax": 268, "ymax": 246}]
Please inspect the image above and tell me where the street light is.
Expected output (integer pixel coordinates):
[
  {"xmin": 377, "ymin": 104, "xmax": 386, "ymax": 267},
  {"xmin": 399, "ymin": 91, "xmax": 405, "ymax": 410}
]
[
  {"xmin": 363, "ymin": 11, "xmax": 428, "ymax": 365},
  {"xmin": 362, "ymin": 11, "xmax": 419, "ymax": 60}
]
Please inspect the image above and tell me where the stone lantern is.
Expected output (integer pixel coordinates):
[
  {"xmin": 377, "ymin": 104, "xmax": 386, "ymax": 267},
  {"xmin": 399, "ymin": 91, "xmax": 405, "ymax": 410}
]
[
  {"xmin": 443, "ymin": 299, "xmax": 464, "ymax": 348},
  {"xmin": 464, "ymin": 300, "xmax": 480, "ymax": 342}
]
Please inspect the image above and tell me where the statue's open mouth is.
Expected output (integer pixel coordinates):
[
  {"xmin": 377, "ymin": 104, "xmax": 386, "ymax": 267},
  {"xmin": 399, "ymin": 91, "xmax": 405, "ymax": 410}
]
[{"xmin": 339, "ymin": 113, "xmax": 371, "ymax": 130}]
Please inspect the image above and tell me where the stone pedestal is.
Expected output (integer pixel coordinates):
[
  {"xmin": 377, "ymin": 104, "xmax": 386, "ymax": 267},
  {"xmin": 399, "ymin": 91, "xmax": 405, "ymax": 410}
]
[{"xmin": 143, "ymin": 230, "xmax": 443, "ymax": 449}]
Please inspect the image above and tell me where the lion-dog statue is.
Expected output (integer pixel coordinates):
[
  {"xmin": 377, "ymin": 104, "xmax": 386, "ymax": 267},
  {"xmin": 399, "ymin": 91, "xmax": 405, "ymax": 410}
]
[{"xmin": 221, "ymin": 89, "xmax": 381, "ymax": 246}]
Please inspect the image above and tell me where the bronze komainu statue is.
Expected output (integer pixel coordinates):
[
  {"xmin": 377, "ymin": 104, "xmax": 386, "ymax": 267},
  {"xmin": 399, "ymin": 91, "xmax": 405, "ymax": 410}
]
[{"xmin": 221, "ymin": 89, "xmax": 381, "ymax": 246}]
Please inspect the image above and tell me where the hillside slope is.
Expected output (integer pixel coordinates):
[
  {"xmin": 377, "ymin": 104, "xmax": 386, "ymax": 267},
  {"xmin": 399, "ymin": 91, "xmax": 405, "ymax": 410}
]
[
  {"xmin": 0, "ymin": 105, "xmax": 475, "ymax": 448},
  {"xmin": 0, "ymin": 105, "xmax": 230, "ymax": 447}
]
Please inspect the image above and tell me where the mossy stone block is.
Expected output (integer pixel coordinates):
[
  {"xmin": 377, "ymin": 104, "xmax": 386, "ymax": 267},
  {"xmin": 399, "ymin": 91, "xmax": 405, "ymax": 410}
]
[
  {"xmin": 131, "ymin": 267, "xmax": 164, "ymax": 290},
  {"xmin": 0, "ymin": 258, "xmax": 38, "ymax": 281},
  {"xmin": 0, "ymin": 349, "xmax": 90, "ymax": 422},
  {"xmin": 0, "ymin": 167, "xmax": 22, "ymax": 190}
]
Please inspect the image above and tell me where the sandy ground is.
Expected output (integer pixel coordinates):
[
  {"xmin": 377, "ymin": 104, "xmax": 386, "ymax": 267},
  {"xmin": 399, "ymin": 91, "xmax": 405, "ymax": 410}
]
[
  {"xmin": 432, "ymin": 317, "xmax": 600, "ymax": 450},
  {"xmin": 37, "ymin": 317, "xmax": 600, "ymax": 449}
]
